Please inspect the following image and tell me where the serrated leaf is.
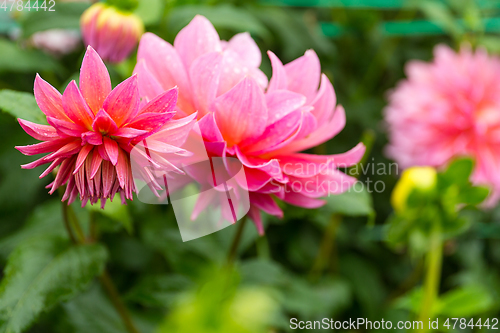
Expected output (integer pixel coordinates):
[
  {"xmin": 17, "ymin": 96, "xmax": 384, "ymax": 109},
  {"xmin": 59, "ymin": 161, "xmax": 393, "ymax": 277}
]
[
  {"xmin": 0, "ymin": 235, "xmax": 108, "ymax": 333},
  {"xmin": 458, "ymin": 186, "xmax": 489, "ymax": 206},
  {"xmin": 0, "ymin": 90, "xmax": 46, "ymax": 124},
  {"xmin": 0, "ymin": 40, "xmax": 60, "ymax": 74}
]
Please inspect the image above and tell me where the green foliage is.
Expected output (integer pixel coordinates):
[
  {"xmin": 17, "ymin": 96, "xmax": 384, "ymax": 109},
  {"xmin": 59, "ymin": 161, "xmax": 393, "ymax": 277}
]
[
  {"xmin": 0, "ymin": 40, "xmax": 60, "ymax": 75},
  {"xmin": 19, "ymin": 2, "xmax": 89, "ymax": 38},
  {"xmin": 0, "ymin": 235, "xmax": 108, "ymax": 333},
  {"xmin": 0, "ymin": 90, "xmax": 46, "ymax": 124},
  {"xmin": 386, "ymin": 158, "xmax": 489, "ymax": 253}
]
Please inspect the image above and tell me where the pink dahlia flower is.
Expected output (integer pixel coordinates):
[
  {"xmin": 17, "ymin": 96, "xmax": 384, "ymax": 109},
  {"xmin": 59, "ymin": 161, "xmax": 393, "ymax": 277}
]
[
  {"xmin": 16, "ymin": 46, "xmax": 195, "ymax": 208},
  {"xmin": 80, "ymin": 3, "xmax": 144, "ymax": 63},
  {"xmin": 135, "ymin": 15, "xmax": 364, "ymax": 233},
  {"xmin": 385, "ymin": 45, "xmax": 500, "ymax": 206}
]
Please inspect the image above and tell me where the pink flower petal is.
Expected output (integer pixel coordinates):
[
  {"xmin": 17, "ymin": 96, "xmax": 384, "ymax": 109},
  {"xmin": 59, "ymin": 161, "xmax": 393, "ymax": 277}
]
[
  {"xmin": 47, "ymin": 116, "xmax": 86, "ymax": 137},
  {"xmin": 137, "ymin": 33, "xmax": 193, "ymax": 113},
  {"xmin": 62, "ymin": 80, "xmax": 95, "ymax": 129},
  {"xmin": 266, "ymin": 90, "xmax": 306, "ymax": 125},
  {"xmin": 126, "ymin": 112, "xmax": 174, "ymax": 132},
  {"xmin": 134, "ymin": 59, "xmax": 164, "ymax": 103},
  {"xmin": 140, "ymin": 87, "xmax": 178, "ymax": 115},
  {"xmin": 102, "ymin": 75, "xmax": 139, "ymax": 127},
  {"xmin": 249, "ymin": 192, "xmax": 283, "ymax": 218},
  {"xmin": 283, "ymin": 191, "xmax": 325, "ymax": 208},
  {"xmin": 267, "ymin": 51, "xmax": 287, "ymax": 93},
  {"xmin": 73, "ymin": 144, "xmax": 93, "ymax": 174},
  {"xmin": 79, "ymin": 46, "xmax": 112, "ymax": 114},
  {"xmin": 92, "ymin": 109, "xmax": 118, "ymax": 135},
  {"xmin": 247, "ymin": 205, "xmax": 264, "ymax": 235},
  {"xmin": 81, "ymin": 131, "xmax": 103, "ymax": 146},
  {"xmin": 113, "ymin": 127, "xmax": 148, "ymax": 138},
  {"xmin": 241, "ymin": 110, "xmax": 302, "ymax": 155},
  {"xmin": 225, "ymin": 32, "xmax": 261, "ymax": 69},
  {"xmin": 103, "ymin": 136, "xmax": 119, "ymax": 165},
  {"xmin": 310, "ymin": 74, "xmax": 336, "ymax": 125},
  {"xmin": 189, "ymin": 52, "xmax": 223, "ymax": 117},
  {"xmin": 214, "ymin": 77, "xmax": 268, "ymax": 146},
  {"xmin": 173, "ymin": 15, "xmax": 222, "ymax": 70},
  {"xmin": 34, "ymin": 74, "xmax": 71, "ymax": 121},
  {"xmin": 16, "ymin": 138, "xmax": 72, "ymax": 156},
  {"xmin": 198, "ymin": 113, "xmax": 223, "ymax": 142},
  {"xmin": 18, "ymin": 119, "xmax": 58, "ymax": 141},
  {"xmin": 284, "ymin": 50, "xmax": 321, "ymax": 103},
  {"xmin": 115, "ymin": 148, "xmax": 128, "ymax": 188}
]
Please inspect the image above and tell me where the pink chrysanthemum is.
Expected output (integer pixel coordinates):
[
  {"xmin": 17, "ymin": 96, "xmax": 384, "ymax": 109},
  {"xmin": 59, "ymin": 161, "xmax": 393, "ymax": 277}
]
[
  {"xmin": 135, "ymin": 15, "xmax": 364, "ymax": 233},
  {"xmin": 385, "ymin": 45, "xmax": 500, "ymax": 206},
  {"xmin": 16, "ymin": 46, "xmax": 195, "ymax": 208}
]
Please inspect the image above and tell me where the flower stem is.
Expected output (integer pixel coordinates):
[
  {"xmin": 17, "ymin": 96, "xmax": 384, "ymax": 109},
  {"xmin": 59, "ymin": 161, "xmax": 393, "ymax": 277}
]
[
  {"xmin": 60, "ymin": 199, "xmax": 140, "ymax": 333},
  {"xmin": 417, "ymin": 228, "xmax": 443, "ymax": 332},
  {"xmin": 309, "ymin": 214, "xmax": 342, "ymax": 281},
  {"xmin": 99, "ymin": 270, "xmax": 141, "ymax": 333},
  {"xmin": 227, "ymin": 216, "xmax": 247, "ymax": 264},
  {"xmin": 61, "ymin": 201, "xmax": 77, "ymax": 244}
]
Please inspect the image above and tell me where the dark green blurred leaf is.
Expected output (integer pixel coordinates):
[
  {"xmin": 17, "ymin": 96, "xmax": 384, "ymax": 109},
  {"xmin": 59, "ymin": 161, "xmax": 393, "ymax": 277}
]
[
  {"xmin": 19, "ymin": 2, "xmax": 89, "ymax": 37},
  {"xmin": 0, "ymin": 235, "xmax": 108, "ymax": 333},
  {"xmin": 125, "ymin": 274, "xmax": 193, "ymax": 308},
  {"xmin": 0, "ymin": 200, "xmax": 65, "ymax": 258},
  {"xmin": 440, "ymin": 158, "xmax": 474, "ymax": 188},
  {"xmin": 240, "ymin": 259, "xmax": 286, "ymax": 287},
  {"xmin": 0, "ymin": 40, "xmax": 61, "ymax": 74},
  {"xmin": 0, "ymin": 89, "xmax": 46, "ymax": 124}
]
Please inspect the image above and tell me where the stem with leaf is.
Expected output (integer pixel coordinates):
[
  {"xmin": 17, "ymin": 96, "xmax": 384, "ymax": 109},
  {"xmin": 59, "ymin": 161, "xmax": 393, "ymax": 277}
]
[{"xmin": 60, "ymin": 196, "xmax": 141, "ymax": 333}]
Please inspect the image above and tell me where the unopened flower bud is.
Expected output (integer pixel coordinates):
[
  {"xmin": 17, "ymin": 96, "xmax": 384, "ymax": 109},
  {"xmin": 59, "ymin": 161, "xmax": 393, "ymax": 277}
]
[
  {"xmin": 391, "ymin": 166, "xmax": 437, "ymax": 212},
  {"xmin": 80, "ymin": 2, "xmax": 144, "ymax": 63}
]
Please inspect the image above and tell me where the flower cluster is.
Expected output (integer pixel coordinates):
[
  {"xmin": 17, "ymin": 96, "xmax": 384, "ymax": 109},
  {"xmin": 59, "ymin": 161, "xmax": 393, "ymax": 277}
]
[
  {"xmin": 385, "ymin": 45, "xmax": 500, "ymax": 206},
  {"xmin": 18, "ymin": 15, "xmax": 363, "ymax": 234},
  {"xmin": 134, "ymin": 16, "xmax": 364, "ymax": 232}
]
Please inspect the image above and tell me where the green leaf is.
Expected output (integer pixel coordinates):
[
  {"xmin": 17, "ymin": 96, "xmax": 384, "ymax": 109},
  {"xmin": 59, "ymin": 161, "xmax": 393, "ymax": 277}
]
[
  {"xmin": 87, "ymin": 198, "xmax": 133, "ymax": 234},
  {"xmin": 125, "ymin": 274, "xmax": 193, "ymax": 308},
  {"xmin": 64, "ymin": 284, "xmax": 155, "ymax": 333},
  {"xmin": 19, "ymin": 2, "xmax": 90, "ymax": 38},
  {"xmin": 0, "ymin": 200, "xmax": 65, "ymax": 258},
  {"xmin": 458, "ymin": 186, "xmax": 489, "ymax": 206},
  {"xmin": 321, "ymin": 185, "xmax": 374, "ymax": 217},
  {"xmin": 0, "ymin": 40, "xmax": 61, "ymax": 74},
  {"xmin": 440, "ymin": 158, "xmax": 474, "ymax": 187},
  {"xmin": 438, "ymin": 285, "xmax": 495, "ymax": 317},
  {"xmin": 168, "ymin": 5, "xmax": 271, "ymax": 42},
  {"xmin": 418, "ymin": 1, "xmax": 463, "ymax": 37},
  {"xmin": 0, "ymin": 90, "xmax": 46, "ymax": 124},
  {"xmin": 0, "ymin": 235, "xmax": 108, "ymax": 333},
  {"xmin": 134, "ymin": 0, "xmax": 164, "ymax": 26}
]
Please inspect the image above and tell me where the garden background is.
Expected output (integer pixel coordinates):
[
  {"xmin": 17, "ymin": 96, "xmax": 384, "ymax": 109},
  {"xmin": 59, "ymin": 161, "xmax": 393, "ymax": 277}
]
[{"xmin": 0, "ymin": 0, "xmax": 499, "ymax": 332}]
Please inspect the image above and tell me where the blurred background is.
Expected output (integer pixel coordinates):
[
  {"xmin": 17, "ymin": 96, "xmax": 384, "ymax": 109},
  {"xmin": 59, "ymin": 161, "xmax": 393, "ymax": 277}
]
[{"xmin": 0, "ymin": 0, "xmax": 500, "ymax": 332}]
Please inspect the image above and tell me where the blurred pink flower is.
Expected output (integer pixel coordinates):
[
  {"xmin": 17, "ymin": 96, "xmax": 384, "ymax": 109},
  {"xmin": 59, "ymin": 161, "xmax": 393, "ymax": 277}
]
[
  {"xmin": 135, "ymin": 15, "xmax": 364, "ymax": 233},
  {"xmin": 16, "ymin": 46, "xmax": 195, "ymax": 208},
  {"xmin": 80, "ymin": 3, "xmax": 144, "ymax": 63},
  {"xmin": 385, "ymin": 45, "xmax": 500, "ymax": 206},
  {"xmin": 31, "ymin": 29, "xmax": 81, "ymax": 56}
]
